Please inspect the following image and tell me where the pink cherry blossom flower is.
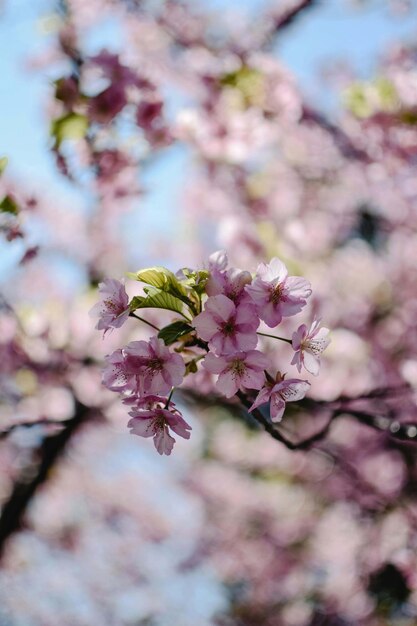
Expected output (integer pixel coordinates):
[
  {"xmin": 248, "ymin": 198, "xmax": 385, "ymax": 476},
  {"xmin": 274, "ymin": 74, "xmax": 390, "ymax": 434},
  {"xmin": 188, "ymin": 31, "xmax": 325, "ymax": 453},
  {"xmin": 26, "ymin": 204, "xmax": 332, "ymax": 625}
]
[
  {"xmin": 246, "ymin": 258, "xmax": 311, "ymax": 327},
  {"xmin": 203, "ymin": 350, "xmax": 268, "ymax": 398},
  {"xmin": 102, "ymin": 349, "xmax": 136, "ymax": 392},
  {"xmin": 193, "ymin": 294, "xmax": 259, "ymax": 355},
  {"xmin": 102, "ymin": 337, "xmax": 185, "ymax": 397},
  {"xmin": 124, "ymin": 336, "xmax": 185, "ymax": 396},
  {"xmin": 89, "ymin": 278, "xmax": 130, "ymax": 336},
  {"xmin": 291, "ymin": 320, "xmax": 331, "ymax": 376},
  {"xmin": 128, "ymin": 404, "xmax": 191, "ymax": 455},
  {"xmin": 249, "ymin": 375, "xmax": 310, "ymax": 422},
  {"xmin": 208, "ymin": 249, "xmax": 228, "ymax": 272},
  {"xmin": 207, "ymin": 266, "xmax": 253, "ymax": 306}
]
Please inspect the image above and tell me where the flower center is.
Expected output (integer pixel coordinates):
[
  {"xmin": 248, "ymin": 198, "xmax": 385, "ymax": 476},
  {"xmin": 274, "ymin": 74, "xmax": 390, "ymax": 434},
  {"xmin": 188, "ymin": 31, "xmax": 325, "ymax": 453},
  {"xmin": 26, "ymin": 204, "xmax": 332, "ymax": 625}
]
[
  {"xmin": 104, "ymin": 298, "xmax": 121, "ymax": 313},
  {"xmin": 304, "ymin": 339, "xmax": 324, "ymax": 356},
  {"xmin": 270, "ymin": 283, "xmax": 283, "ymax": 305},
  {"xmin": 231, "ymin": 359, "xmax": 246, "ymax": 376},
  {"xmin": 147, "ymin": 358, "xmax": 163, "ymax": 372},
  {"xmin": 222, "ymin": 319, "xmax": 236, "ymax": 336},
  {"xmin": 154, "ymin": 411, "xmax": 166, "ymax": 431}
]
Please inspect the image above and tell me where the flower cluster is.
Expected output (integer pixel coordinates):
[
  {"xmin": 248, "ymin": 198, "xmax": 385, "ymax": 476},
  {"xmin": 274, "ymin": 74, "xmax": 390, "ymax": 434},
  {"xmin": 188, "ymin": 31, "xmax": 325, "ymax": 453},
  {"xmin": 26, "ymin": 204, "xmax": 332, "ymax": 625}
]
[{"xmin": 92, "ymin": 252, "xmax": 330, "ymax": 454}]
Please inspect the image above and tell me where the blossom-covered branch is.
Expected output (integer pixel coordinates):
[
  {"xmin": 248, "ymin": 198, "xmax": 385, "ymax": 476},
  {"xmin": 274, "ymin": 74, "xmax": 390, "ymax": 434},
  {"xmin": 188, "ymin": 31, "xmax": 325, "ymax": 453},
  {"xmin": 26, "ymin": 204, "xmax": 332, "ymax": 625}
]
[{"xmin": 91, "ymin": 250, "xmax": 331, "ymax": 454}]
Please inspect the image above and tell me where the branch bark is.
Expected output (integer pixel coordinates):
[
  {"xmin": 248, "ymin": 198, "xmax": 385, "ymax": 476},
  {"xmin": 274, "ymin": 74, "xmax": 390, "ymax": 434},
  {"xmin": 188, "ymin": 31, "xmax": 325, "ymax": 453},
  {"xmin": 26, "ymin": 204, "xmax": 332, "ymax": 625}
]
[{"xmin": 0, "ymin": 400, "xmax": 90, "ymax": 560}]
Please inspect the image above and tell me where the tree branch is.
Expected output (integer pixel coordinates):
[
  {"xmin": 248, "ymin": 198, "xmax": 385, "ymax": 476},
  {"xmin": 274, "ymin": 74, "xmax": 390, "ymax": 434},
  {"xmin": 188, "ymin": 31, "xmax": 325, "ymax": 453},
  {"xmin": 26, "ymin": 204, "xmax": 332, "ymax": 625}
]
[
  {"xmin": 0, "ymin": 400, "xmax": 90, "ymax": 559},
  {"xmin": 269, "ymin": 0, "xmax": 319, "ymax": 31}
]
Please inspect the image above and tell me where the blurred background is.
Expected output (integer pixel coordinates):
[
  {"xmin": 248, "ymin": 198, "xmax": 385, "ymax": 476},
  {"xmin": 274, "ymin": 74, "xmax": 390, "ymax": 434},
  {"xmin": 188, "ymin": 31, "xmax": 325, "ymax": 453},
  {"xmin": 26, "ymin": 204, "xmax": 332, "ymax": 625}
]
[{"xmin": 1, "ymin": 1, "xmax": 417, "ymax": 624}]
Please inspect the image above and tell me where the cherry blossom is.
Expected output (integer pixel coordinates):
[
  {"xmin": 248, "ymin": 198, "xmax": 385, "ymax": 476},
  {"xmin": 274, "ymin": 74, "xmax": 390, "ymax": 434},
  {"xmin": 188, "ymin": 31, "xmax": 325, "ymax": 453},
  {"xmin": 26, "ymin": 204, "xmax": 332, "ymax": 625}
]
[
  {"xmin": 193, "ymin": 294, "xmax": 259, "ymax": 355},
  {"xmin": 206, "ymin": 266, "xmax": 253, "ymax": 306},
  {"xmin": 203, "ymin": 350, "xmax": 268, "ymax": 398},
  {"xmin": 102, "ymin": 347, "xmax": 146, "ymax": 393},
  {"xmin": 208, "ymin": 249, "xmax": 228, "ymax": 272},
  {"xmin": 291, "ymin": 320, "xmax": 331, "ymax": 376},
  {"xmin": 246, "ymin": 257, "xmax": 312, "ymax": 327},
  {"xmin": 250, "ymin": 375, "xmax": 310, "ymax": 422},
  {"xmin": 127, "ymin": 405, "xmax": 192, "ymax": 455},
  {"xmin": 124, "ymin": 336, "xmax": 185, "ymax": 396},
  {"xmin": 89, "ymin": 279, "xmax": 130, "ymax": 336}
]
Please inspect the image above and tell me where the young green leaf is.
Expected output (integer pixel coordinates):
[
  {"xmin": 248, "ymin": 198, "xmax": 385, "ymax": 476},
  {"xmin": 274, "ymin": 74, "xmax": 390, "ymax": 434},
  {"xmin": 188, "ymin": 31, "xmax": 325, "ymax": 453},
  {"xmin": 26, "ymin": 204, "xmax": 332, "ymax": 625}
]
[
  {"xmin": 51, "ymin": 113, "xmax": 88, "ymax": 147},
  {"xmin": 129, "ymin": 288, "xmax": 184, "ymax": 315},
  {"xmin": 158, "ymin": 321, "xmax": 193, "ymax": 346},
  {"xmin": 0, "ymin": 157, "xmax": 8, "ymax": 176},
  {"xmin": 0, "ymin": 195, "xmax": 19, "ymax": 215},
  {"xmin": 131, "ymin": 266, "xmax": 197, "ymax": 311}
]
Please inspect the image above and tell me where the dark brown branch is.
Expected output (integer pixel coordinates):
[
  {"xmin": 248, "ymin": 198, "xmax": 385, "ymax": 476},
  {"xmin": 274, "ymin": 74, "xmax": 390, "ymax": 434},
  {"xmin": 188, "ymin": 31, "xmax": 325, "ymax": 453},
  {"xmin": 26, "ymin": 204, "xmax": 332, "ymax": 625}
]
[
  {"xmin": 0, "ymin": 400, "xmax": 90, "ymax": 560},
  {"xmin": 237, "ymin": 391, "xmax": 342, "ymax": 450},
  {"xmin": 302, "ymin": 106, "xmax": 371, "ymax": 162},
  {"xmin": 269, "ymin": 0, "xmax": 319, "ymax": 31},
  {"xmin": 236, "ymin": 388, "xmax": 417, "ymax": 450}
]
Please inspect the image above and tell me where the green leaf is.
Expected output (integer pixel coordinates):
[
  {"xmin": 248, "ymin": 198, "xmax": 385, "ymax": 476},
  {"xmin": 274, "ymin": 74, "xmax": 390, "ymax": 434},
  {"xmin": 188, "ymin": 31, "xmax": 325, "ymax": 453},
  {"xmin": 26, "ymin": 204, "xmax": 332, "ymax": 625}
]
[
  {"xmin": 51, "ymin": 112, "xmax": 88, "ymax": 147},
  {"xmin": 220, "ymin": 66, "xmax": 264, "ymax": 106},
  {"xmin": 0, "ymin": 195, "xmax": 19, "ymax": 215},
  {"xmin": 0, "ymin": 157, "xmax": 8, "ymax": 176},
  {"xmin": 131, "ymin": 266, "xmax": 197, "ymax": 311},
  {"xmin": 130, "ymin": 288, "xmax": 184, "ymax": 315},
  {"xmin": 158, "ymin": 321, "xmax": 193, "ymax": 345},
  {"xmin": 344, "ymin": 83, "xmax": 374, "ymax": 118},
  {"xmin": 179, "ymin": 268, "xmax": 210, "ymax": 294},
  {"xmin": 134, "ymin": 266, "xmax": 187, "ymax": 294}
]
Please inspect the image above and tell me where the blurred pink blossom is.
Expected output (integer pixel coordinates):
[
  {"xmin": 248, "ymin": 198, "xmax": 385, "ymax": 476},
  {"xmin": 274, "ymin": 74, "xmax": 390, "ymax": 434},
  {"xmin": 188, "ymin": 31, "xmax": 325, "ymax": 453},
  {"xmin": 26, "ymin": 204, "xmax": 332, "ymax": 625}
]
[{"xmin": 89, "ymin": 279, "xmax": 130, "ymax": 336}]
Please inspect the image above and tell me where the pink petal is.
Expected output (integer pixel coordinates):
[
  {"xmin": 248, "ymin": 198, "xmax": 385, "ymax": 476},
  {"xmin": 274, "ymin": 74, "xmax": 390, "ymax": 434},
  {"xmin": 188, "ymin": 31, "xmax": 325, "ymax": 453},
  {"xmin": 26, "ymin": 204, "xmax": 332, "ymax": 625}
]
[
  {"xmin": 303, "ymin": 351, "xmax": 320, "ymax": 376},
  {"xmin": 153, "ymin": 428, "xmax": 175, "ymax": 455},
  {"xmin": 235, "ymin": 303, "xmax": 258, "ymax": 326},
  {"xmin": 233, "ymin": 330, "xmax": 258, "ymax": 352},
  {"xmin": 205, "ymin": 294, "xmax": 235, "ymax": 322},
  {"xmin": 202, "ymin": 353, "xmax": 228, "ymax": 374},
  {"xmin": 209, "ymin": 250, "xmax": 228, "ymax": 271},
  {"xmin": 249, "ymin": 386, "xmax": 272, "ymax": 412},
  {"xmin": 246, "ymin": 280, "xmax": 269, "ymax": 306},
  {"xmin": 127, "ymin": 417, "xmax": 155, "ymax": 438},
  {"xmin": 193, "ymin": 310, "xmax": 220, "ymax": 340},
  {"xmin": 216, "ymin": 369, "xmax": 239, "ymax": 398},
  {"xmin": 276, "ymin": 380, "xmax": 310, "ymax": 402},
  {"xmin": 258, "ymin": 258, "xmax": 288, "ymax": 282},
  {"xmin": 166, "ymin": 414, "xmax": 192, "ymax": 439},
  {"xmin": 292, "ymin": 324, "xmax": 307, "ymax": 350},
  {"xmin": 290, "ymin": 350, "xmax": 303, "ymax": 373},
  {"xmin": 310, "ymin": 327, "xmax": 331, "ymax": 350},
  {"xmin": 261, "ymin": 301, "xmax": 282, "ymax": 327},
  {"xmin": 270, "ymin": 396, "xmax": 286, "ymax": 422},
  {"xmin": 285, "ymin": 276, "xmax": 312, "ymax": 299},
  {"xmin": 125, "ymin": 340, "xmax": 151, "ymax": 358},
  {"xmin": 245, "ymin": 350, "xmax": 269, "ymax": 370},
  {"xmin": 241, "ymin": 367, "xmax": 265, "ymax": 391}
]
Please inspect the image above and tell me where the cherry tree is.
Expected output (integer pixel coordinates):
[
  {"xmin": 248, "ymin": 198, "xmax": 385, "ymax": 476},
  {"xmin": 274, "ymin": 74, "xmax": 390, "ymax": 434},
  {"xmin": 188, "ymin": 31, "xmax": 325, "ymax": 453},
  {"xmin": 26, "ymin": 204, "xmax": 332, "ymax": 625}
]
[{"xmin": 1, "ymin": 0, "xmax": 417, "ymax": 624}]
